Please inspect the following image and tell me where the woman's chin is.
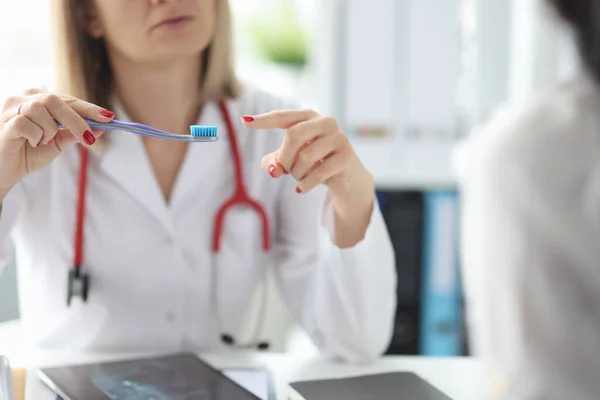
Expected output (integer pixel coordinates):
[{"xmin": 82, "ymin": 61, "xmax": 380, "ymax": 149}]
[{"xmin": 141, "ymin": 42, "xmax": 207, "ymax": 65}]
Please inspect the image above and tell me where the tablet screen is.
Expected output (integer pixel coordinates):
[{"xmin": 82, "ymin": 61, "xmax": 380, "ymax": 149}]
[{"xmin": 38, "ymin": 352, "xmax": 264, "ymax": 400}]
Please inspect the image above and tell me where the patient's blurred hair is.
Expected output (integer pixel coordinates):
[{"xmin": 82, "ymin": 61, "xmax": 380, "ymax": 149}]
[{"xmin": 550, "ymin": 0, "xmax": 600, "ymax": 84}]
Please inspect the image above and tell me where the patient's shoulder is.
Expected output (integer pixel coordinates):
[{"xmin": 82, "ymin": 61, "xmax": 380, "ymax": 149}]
[{"xmin": 467, "ymin": 74, "xmax": 600, "ymax": 193}]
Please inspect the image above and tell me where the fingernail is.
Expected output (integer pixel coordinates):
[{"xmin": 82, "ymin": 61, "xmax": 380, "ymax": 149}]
[
  {"xmin": 242, "ymin": 115, "xmax": 254, "ymax": 123},
  {"xmin": 282, "ymin": 167, "xmax": 289, "ymax": 175},
  {"xmin": 83, "ymin": 130, "xmax": 96, "ymax": 145},
  {"xmin": 100, "ymin": 109, "xmax": 115, "ymax": 118},
  {"xmin": 268, "ymin": 164, "xmax": 276, "ymax": 178},
  {"xmin": 36, "ymin": 139, "xmax": 42, "ymax": 147},
  {"xmin": 296, "ymin": 186, "xmax": 302, "ymax": 194}
]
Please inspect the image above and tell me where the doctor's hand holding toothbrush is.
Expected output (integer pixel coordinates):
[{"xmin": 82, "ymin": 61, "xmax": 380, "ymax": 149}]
[
  {"xmin": 0, "ymin": 90, "xmax": 113, "ymax": 198},
  {"xmin": 242, "ymin": 109, "xmax": 377, "ymax": 247}
]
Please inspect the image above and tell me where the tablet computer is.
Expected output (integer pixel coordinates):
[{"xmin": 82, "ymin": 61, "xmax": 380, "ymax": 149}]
[
  {"xmin": 288, "ymin": 372, "xmax": 452, "ymax": 400},
  {"xmin": 38, "ymin": 352, "xmax": 270, "ymax": 400}
]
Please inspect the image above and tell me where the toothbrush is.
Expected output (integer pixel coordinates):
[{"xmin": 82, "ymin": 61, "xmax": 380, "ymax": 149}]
[{"xmin": 58, "ymin": 118, "xmax": 218, "ymax": 142}]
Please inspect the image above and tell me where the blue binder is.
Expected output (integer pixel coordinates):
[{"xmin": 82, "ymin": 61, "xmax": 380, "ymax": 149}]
[{"xmin": 419, "ymin": 190, "xmax": 463, "ymax": 356}]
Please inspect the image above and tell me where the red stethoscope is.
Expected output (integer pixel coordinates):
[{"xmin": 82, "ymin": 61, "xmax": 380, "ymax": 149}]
[{"xmin": 67, "ymin": 100, "xmax": 271, "ymax": 350}]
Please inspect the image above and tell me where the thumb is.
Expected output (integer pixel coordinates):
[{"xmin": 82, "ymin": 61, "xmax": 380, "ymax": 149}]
[
  {"xmin": 52, "ymin": 129, "xmax": 105, "ymax": 152},
  {"xmin": 52, "ymin": 129, "xmax": 79, "ymax": 152},
  {"xmin": 43, "ymin": 129, "xmax": 105, "ymax": 156},
  {"xmin": 261, "ymin": 151, "xmax": 285, "ymax": 178}
]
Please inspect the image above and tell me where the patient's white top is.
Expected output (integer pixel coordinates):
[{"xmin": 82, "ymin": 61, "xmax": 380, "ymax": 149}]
[{"xmin": 460, "ymin": 72, "xmax": 600, "ymax": 399}]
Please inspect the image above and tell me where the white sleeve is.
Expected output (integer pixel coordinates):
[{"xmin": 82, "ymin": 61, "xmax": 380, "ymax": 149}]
[
  {"xmin": 460, "ymin": 135, "xmax": 600, "ymax": 399},
  {"xmin": 271, "ymin": 176, "xmax": 397, "ymax": 364},
  {"xmin": 0, "ymin": 182, "xmax": 27, "ymax": 274}
]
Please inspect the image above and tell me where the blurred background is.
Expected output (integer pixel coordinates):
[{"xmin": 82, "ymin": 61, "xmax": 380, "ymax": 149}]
[{"xmin": 0, "ymin": 0, "xmax": 580, "ymax": 357}]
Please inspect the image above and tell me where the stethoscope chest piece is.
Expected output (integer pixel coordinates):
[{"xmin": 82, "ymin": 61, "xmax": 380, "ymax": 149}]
[{"xmin": 67, "ymin": 267, "xmax": 90, "ymax": 306}]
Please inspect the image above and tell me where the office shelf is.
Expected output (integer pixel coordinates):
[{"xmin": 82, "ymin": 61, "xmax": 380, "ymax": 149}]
[{"xmin": 351, "ymin": 138, "xmax": 460, "ymax": 190}]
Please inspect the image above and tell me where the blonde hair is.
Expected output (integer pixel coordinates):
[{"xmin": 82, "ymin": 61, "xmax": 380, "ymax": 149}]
[{"xmin": 50, "ymin": 0, "xmax": 243, "ymax": 145}]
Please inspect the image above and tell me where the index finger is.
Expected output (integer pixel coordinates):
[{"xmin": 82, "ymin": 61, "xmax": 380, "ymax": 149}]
[
  {"xmin": 241, "ymin": 109, "xmax": 317, "ymax": 130},
  {"xmin": 59, "ymin": 94, "xmax": 115, "ymax": 122}
]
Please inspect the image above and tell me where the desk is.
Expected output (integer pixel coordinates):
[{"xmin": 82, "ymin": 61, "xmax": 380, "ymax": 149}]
[{"xmin": 0, "ymin": 321, "xmax": 485, "ymax": 399}]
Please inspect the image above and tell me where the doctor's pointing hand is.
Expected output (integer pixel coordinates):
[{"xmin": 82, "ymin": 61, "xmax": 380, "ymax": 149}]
[{"xmin": 243, "ymin": 109, "xmax": 376, "ymax": 248}]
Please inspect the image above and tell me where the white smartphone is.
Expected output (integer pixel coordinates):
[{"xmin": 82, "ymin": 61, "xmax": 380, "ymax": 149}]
[{"xmin": 0, "ymin": 355, "xmax": 15, "ymax": 400}]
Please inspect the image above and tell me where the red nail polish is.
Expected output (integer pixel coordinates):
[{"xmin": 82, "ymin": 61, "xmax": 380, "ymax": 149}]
[
  {"xmin": 242, "ymin": 115, "xmax": 254, "ymax": 123},
  {"xmin": 268, "ymin": 164, "xmax": 276, "ymax": 178},
  {"xmin": 100, "ymin": 109, "xmax": 115, "ymax": 118},
  {"xmin": 296, "ymin": 186, "xmax": 302, "ymax": 193},
  {"xmin": 83, "ymin": 130, "xmax": 96, "ymax": 145}
]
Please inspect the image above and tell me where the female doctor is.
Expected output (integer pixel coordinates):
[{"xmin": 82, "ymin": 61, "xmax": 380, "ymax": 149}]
[{"xmin": 0, "ymin": 0, "xmax": 396, "ymax": 363}]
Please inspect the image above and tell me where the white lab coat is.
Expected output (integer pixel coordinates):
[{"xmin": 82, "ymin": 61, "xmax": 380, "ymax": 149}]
[
  {"xmin": 0, "ymin": 87, "xmax": 397, "ymax": 363},
  {"xmin": 460, "ymin": 72, "xmax": 600, "ymax": 399}
]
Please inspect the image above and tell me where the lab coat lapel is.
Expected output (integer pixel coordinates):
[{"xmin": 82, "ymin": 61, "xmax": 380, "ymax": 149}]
[
  {"xmin": 169, "ymin": 101, "xmax": 235, "ymax": 208},
  {"xmin": 97, "ymin": 103, "xmax": 173, "ymax": 234}
]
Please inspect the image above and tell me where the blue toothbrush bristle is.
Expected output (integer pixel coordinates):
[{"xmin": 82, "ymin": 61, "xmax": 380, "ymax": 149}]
[{"xmin": 190, "ymin": 125, "xmax": 217, "ymax": 137}]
